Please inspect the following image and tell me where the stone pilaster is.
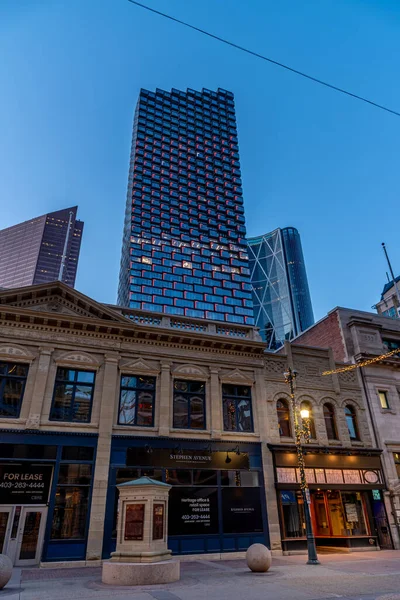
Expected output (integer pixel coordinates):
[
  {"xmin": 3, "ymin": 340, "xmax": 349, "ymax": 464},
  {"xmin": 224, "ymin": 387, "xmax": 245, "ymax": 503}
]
[
  {"xmin": 210, "ymin": 367, "xmax": 222, "ymax": 438},
  {"xmin": 25, "ymin": 347, "xmax": 54, "ymax": 428},
  {"xmin": 158, "ymin": 361, "xmax": 171, "ymax": 436},
  {"xmin": 86, "ymin": 354, "xmax": 119, "ymax": 561},
  {"xmin": 261, "ymin": 443, "xmax": 282, "ymax": 554},
  {"xmin": 255, "ymin": 368, "xmax": 282, "ymax": 554}
]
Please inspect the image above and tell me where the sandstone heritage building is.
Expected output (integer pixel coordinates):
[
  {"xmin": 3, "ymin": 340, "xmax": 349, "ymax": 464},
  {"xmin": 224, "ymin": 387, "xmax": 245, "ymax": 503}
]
[
  {"xmin": 0, "ymin": 283, "xmax": 393, "ymax": 566},
  {"xmin": 294, "ymin": 307, "xmax": 400, "ymax": 549}
]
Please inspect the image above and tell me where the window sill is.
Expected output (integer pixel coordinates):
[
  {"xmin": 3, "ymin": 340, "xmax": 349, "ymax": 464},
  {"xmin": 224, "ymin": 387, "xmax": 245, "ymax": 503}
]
[
  {"xmin": 42, "ymin": 420, "xmax": 98, "ymax": 429},
  {"xmin": 221, "ymin": 431, "xmax": 260, "ymax": 438},
  {"xmin": 170, "ymin": 428, "xmax": 210, "ymax": 435},
  {"xmin": 112, "ymin": 425, "xmax": 158, "ymax": 433},
  {"xmin": 380, "ymin": 408, "xmax": 397, "ymax": 415},
  {"xmin": 350, "ymin": 440, "xmax": 365, "ymax": 446},
  {"xmin": 0, "ymin": 417, "xmax": 25, "ymax": 424},
  {"xmin": 328, "ymin": 440, "xmax": 343, "ymax": 446}
]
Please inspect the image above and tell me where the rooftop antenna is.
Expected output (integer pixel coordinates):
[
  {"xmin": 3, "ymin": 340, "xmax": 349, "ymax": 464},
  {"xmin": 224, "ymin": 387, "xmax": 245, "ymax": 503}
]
[
  {"xmin": 382, "ymin": 242, "xmax": 400, "ymax": 309},
  {"xmin": 59, "ymin": 210, "xmax": 74, "ymax": 282}
]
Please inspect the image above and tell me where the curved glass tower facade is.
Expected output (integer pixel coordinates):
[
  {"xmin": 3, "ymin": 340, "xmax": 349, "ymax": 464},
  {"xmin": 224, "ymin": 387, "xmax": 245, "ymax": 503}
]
[{"xmin": 247, "ymin": 227, "xmax": 314, "ymax": 349}]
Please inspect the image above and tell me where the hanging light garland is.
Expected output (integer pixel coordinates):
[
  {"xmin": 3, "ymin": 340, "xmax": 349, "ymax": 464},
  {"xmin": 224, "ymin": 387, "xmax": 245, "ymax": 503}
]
[{"xmin": 322, "ymin": 347, "xmax": 400, "ymax": 376}]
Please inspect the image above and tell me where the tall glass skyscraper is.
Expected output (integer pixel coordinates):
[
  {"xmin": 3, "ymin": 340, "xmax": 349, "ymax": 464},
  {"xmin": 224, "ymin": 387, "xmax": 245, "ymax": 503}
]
[
  {"xmin": 0, "ymin": 206, "xmax": 83, "ymax": 290},
  {"xmin": 118, "ymin": 87, "xmax": 254, "ymax": 325},
  {"xmin": 247, "ymin": 227, "xmax": 314, "ymax": 349}
]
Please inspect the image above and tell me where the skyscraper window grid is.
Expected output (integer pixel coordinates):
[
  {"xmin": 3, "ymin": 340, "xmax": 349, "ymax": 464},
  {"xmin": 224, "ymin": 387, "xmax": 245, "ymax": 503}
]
[{"xmin": 118, "ymin": 87, "xmax": 254, "ymax": 325}]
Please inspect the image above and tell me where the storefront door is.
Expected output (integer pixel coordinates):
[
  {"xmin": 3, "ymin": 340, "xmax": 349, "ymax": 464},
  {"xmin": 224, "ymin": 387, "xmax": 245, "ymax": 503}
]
[{"xmin": 0, "ymin": 506, "xmax": 47, "ymax": 566}]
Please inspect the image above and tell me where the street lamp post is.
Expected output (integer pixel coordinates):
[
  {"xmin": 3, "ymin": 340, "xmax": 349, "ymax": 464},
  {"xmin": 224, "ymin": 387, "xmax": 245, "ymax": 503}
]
[{"xmin": 284, "ymin": 367, "xmax": 320, "ymax": 565}]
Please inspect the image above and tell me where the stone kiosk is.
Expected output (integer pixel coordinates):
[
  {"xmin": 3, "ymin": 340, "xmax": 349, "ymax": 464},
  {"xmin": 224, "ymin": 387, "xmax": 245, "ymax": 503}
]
[{"xmin": 102, "ymin": 477, "xmax": 180, "ymax": 585}]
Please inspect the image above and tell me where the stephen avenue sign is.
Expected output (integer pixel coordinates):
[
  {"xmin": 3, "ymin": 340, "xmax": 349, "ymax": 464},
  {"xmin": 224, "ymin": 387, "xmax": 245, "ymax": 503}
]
[{"xmin": 127, "ymin": 448, "xmax": 250, "ymax": 470}]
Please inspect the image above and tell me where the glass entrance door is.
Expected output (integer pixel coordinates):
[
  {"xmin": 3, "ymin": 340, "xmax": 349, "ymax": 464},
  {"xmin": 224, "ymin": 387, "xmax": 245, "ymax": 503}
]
[
  {"xmin": 15, "ymin": 507, "xmax": 47, "ymax": 566},
  {"xmin": 0, "ymin": 507, "xmax": 13, "ymax": 554}
]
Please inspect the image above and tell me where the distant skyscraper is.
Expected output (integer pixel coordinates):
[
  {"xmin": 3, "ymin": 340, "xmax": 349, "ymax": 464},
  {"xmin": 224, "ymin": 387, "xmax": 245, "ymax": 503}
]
[
  {"xmin": 0, "ymin": 206, "xmax": 83, "ymax": 289},
  {"xmin": 247, "ymin": 227, "xmax": 314, "ymax": 349},
  {"xmin": 118, "ymin": 87, "xmax": 254, "ymax": 324}
]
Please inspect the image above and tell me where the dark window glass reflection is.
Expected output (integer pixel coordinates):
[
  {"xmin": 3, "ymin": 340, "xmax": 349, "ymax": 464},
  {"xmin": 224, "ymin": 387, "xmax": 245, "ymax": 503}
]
[
  {"xmin": 222, "ymin": 384, "xmax": 253, "ymax": 432},
  {"xmin": 0, "ymin": 361, "xmax": 29, "ymax": 418},
  {"xmin": 277, "ymin": 399, "xmax": 291, "ymax": 437},
  {"xmin": 50, "ymin": 368, "xmax": 95, "ymax": 423},
  {"xmin": 173, "ymin": 379, "xmax": 205, "ymax": 430},
  {"xmin": 118, "ymin": 375, "xmax": 155, "ymax": 427}
]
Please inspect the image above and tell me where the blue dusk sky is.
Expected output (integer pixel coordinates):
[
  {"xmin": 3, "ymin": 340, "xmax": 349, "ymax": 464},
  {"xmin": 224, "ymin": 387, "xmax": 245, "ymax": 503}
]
[{"xmin": 1, "ymin": 0, "xmax": 399, "ymax": 321}]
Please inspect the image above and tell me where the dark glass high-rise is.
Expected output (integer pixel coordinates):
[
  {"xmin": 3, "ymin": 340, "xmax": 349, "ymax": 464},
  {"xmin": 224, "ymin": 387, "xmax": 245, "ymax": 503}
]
[
  {"xmin": 117, "ymin": 87, "xmax": 254, "ymax": 325},
  {"xmin": 0, "ymin": 207, "xmax": 83, "ymax": 289},
  {"xmin": 247, "ymin": 227, "xmax": 314, "ymax": 349}
]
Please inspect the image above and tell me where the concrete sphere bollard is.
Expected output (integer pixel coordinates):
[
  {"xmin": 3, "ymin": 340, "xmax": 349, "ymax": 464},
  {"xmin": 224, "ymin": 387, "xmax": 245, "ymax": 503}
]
[
  {"xmin": 0, "ymin": 554, "xmax": 13, "ymax": 589},
  {"xmin": 246, "ymin": 543, "xmax": 272, "ymax": 573}
]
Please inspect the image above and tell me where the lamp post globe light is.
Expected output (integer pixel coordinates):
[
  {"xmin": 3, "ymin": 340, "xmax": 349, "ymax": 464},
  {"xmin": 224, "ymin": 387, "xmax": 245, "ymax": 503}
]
[{"xmin": 283, "ymin": 367, "xmax": 320, "ymax": 565}]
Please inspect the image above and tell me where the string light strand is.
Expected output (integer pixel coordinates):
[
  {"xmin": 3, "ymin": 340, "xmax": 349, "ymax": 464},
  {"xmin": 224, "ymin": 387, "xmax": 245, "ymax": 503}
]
[{"xmin": 322, "ymin": 347, "xmax": 400, "ymax": 376}]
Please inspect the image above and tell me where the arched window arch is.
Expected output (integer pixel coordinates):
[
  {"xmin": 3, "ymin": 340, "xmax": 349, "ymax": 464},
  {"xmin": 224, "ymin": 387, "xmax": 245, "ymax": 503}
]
[
  {"xmin": 277, "ymin": 399, "xmax": 291, "ymax": 437},
  {"xmin": 345, "ymin": 405, "xmax": 359, "ymax": 440},
  {"xmin": 323, "ymin": 403, "xmax": 338, "ymax": 440},
  {"xmin": 300, "ymin": 401, "xmax": 316, "ymax": 439}
]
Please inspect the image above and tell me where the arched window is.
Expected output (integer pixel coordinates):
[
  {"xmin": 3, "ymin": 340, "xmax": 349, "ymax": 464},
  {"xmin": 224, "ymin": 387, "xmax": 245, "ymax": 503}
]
[
  {"xmin": 277, "ymin": 399, "xmax": 291, "ymax": 437},
  {"xmin": 323, "ymin": 403, "xmax": 338, "ymax": 440},
  {"xmin": 300, "ymin": 401, "xmax": 316, "ymax": 439},
  {"xmin": 345, "ymin": 405, "xmax": 359, "ymax": 440}
]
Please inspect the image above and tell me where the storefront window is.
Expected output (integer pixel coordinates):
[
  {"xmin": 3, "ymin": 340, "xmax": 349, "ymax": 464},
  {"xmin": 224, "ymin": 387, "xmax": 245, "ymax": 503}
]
[
  {"xmin": 51, "ymin": 487, "xmax": 89, "ymax": 539},
  {"xmin": 341, "ymin": 492, "xmax": 368, "ymax": 535},
  {"xmin": 345, "ymin": 405, "xmax": 359, "ymax": 440},
  {"xmin": 118, "ymin": 375, "xmax": 155, "ymax": 427},
  {"xmin": 221, "ymin": 470, "xmax": 259, "ymax": 487},
  {"xmin": 222, "ymin": 384, "xmax": 253, "ymax": 432},
  {"xmin": 50, "ymin": 368, "xmax": 95, "ymax": 423},
  {"xmin": 280, "ymin": 490, "xmax": 306, "ymax": 538},
  {"xmin": 0, "ymin": 362, "xmax": 29, "ymax": 418},
  {"xmin": 58, "ymin": 464, "xmax": 92, "ymax": 485},
  {"xmin": 323, "ymin": 403, "xmax": 338, "ymax": 440},
  {"xmin": 277, "ymin": 400, "xmax": 291, "ymax": 437},
  {"xmin": 173, "ymin": 379, "xmax": 206, "ymax": 429},
  {"xmin": 311, "ymin": 490, "xmax": 368, "ymax": 537}
]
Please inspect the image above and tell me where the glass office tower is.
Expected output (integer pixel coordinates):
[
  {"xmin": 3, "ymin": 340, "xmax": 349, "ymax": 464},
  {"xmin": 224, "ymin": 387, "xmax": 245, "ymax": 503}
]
[
  {"xmin": 247, "ymin": 227, "xmax": 314, "ymax": 349},
  {"xmin": 118, "ymin": 87, "xmax": 254, "ymax": 325},
  {"xmin": 0, "ymin": 207, "xmax": 83, "ymax": 289}
]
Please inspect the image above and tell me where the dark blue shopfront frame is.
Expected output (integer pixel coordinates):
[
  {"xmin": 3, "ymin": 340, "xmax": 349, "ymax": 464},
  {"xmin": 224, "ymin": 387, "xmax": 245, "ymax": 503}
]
[
  {"xmin": 103, "ymin": 436, "xmax": 269, "ymax": 557},
  {"xmin": 0, "ymin": 430, "xmax": 97, "ymax": 562}
]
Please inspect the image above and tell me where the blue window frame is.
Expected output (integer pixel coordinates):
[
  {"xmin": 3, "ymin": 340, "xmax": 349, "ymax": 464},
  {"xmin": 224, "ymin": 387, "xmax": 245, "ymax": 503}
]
[
  {"xmin": 0, "ymin": 362, "xmax": 29, "ymax": 418},
  {"xmin": 50, "ymin": 368, "xmax": 96, "ymax": 423},
  {"xmin": 173, "ymin": 379, "xmax": 206, "ymax": 429},
  {"xmin": 118, "ymin": 375, "xmax": 156, "ymax": 427}
]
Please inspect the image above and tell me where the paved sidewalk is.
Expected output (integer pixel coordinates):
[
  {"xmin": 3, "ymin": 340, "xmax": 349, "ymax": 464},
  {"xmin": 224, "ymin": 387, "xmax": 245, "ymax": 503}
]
[{"xmin": 2, "ymin": 551, "xmax": 400, "ymax": 600}]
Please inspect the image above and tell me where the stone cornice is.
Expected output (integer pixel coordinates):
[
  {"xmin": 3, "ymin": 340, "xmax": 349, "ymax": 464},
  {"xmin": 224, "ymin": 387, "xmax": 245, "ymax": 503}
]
[{"xmin": 0, "ymin": 308, "xmax": 265, "ymax": 357}]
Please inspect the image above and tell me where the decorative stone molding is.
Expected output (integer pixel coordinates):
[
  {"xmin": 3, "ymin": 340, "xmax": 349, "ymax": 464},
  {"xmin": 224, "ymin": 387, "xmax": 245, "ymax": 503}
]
[
  {"xmin": 339, "ymin": 397, "xmax": 363, "ymax": 410},
  {"xmin": 219, "ymin": 368, "xmax": 255, "ymax": 384},
  {"xmin": 0, "ymin": 344, "xmax": 35, "ymax": 363},
  {"xmin": 172, "ymin": 364, "xmax": 209, "ymax": 379},
  {"xmin": 56, "ymin": 351, "xmax": 100, "ymax": 368},
  {"xmin": 119, "ymin": 358, "xmax": 160, "ymax": 375}
]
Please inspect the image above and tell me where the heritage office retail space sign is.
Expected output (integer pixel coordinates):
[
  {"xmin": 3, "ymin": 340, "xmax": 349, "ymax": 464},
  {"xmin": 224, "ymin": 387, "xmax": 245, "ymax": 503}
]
[{"xmin": 0, "ymin": 464, "xmax": 53, "ymax": 504}]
